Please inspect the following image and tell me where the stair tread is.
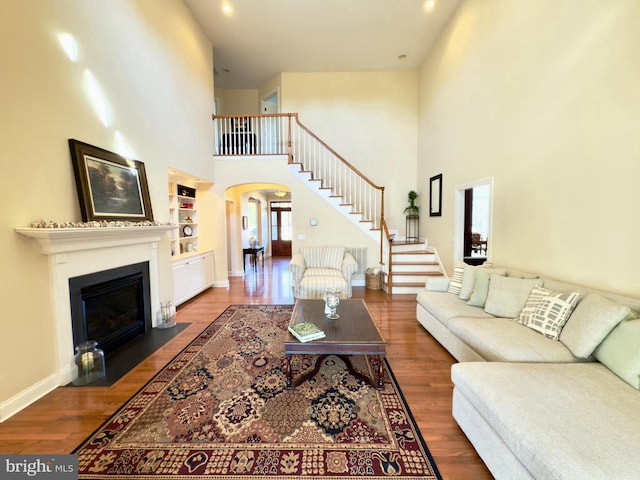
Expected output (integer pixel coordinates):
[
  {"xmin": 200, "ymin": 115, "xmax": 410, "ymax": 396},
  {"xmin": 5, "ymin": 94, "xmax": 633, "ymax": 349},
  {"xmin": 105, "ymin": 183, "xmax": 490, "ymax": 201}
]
[
  {"xmin": 392, "ymin": 250, "xmax": 434, "ymax": 254},
  {"xmin": 392, "ymin": 261, "xmax": 438, "ymax": 265},
  {"xmin": 390, "ymin": 271, "xmax": 442, "ymax": 276}
]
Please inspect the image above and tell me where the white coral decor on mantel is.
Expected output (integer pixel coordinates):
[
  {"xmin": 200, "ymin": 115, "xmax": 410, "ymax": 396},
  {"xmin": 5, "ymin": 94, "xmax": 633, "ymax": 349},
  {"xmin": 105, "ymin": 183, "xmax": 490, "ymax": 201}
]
[{"xmin": 30, "ymin": 219, "xmax": 170, "ymax": 228}]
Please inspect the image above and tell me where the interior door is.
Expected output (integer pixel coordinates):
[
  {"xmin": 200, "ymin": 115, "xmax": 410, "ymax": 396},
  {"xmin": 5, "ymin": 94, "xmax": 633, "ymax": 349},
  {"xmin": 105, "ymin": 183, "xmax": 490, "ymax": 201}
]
[
  {"xmin": 261, "ymin": 91, "xmax": 279, "ymax": 154},
  {"xmin": 271, "ymin": 201, "xmax": 291, "ymax": 256}
]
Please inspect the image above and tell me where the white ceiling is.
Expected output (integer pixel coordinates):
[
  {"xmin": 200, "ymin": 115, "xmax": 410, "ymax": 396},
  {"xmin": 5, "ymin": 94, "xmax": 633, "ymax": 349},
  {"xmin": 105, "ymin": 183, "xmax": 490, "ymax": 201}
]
[{"xmin": 184, "ymin": 0, "xmax": 462, "ymax": 89}]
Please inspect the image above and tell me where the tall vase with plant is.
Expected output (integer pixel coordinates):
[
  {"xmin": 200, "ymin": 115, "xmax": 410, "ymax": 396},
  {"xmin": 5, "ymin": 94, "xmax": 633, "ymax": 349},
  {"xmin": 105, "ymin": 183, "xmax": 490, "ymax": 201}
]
[{"xmin": 403, "ymin": 190, "xmax": 419, "ymax": 215}]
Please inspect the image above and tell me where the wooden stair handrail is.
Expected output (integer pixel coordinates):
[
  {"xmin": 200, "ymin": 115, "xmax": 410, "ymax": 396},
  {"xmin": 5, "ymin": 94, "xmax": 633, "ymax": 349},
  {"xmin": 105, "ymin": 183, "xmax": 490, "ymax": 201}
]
[{"xmin": 291, "ymin": 114, "xmax": 385, "ymax": 191}]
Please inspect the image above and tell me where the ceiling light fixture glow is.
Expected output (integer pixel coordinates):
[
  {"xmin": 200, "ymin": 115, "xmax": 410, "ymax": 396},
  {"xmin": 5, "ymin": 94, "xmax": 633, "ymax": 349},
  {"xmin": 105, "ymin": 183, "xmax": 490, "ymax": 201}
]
[
  {"xmin": 222, "ymin": 2, "xmax": 233, "ymax": 16},
  {"xmin": 424, "ymin": 0, "xmax": 436, "ymax": 12}
]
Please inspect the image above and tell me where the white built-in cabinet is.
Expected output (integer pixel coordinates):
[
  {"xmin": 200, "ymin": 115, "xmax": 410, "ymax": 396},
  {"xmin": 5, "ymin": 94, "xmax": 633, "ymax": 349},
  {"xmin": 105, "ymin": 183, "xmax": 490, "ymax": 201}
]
[
  {"xmin": 168, "ymin": 178, "xmax": 214, "ymax": 305},
  {"xmin": 172, "ymin": 251, "xmax": 215, "ymax": 306}
]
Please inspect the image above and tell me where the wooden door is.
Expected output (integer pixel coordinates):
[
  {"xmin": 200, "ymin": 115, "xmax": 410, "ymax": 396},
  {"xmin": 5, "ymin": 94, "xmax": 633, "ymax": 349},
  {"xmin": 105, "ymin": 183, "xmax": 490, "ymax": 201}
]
[{"xmin": 271, "ymin": 202, "xmax": 291, "ymax": 256}]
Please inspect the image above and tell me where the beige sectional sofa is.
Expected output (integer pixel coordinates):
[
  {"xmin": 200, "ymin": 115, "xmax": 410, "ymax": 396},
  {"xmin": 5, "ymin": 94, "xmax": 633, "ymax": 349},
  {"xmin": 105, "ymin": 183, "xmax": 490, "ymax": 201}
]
[{"xmin": 416, "ymin": 263, "xmax": 640, "ymax": 480}]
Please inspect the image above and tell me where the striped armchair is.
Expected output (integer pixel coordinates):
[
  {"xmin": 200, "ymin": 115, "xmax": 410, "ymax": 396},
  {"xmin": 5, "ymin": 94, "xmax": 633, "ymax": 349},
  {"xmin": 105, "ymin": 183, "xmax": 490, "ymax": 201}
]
[{"xmin": 289, "ymin": 246, "xmax": 358, "ymax": 299}]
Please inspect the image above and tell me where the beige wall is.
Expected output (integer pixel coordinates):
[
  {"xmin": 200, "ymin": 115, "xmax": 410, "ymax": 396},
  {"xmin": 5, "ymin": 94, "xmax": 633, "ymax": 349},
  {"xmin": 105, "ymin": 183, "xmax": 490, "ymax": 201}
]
[
  {"xmin": 281, "ymin": 72, "xmax": 420, "ymax": 230},
  {"xmin": 0, "ymin": 0, "xmax": 214, "ymax": 413},
  {"xmin": 216, "ymin": 88, "xmax": 260, "ymax": 114},
  {"xmin": 418, "ymin": 0, "xmax": 640, "ymax": 296}
]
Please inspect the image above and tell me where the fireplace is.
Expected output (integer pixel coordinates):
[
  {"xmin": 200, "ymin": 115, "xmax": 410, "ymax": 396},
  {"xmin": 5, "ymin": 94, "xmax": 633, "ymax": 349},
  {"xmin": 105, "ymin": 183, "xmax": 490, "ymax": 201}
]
[
  {"xmin": 69, "ymin": 262, "xmax": 152, "ymax": 355},
  {"xmin": 15, "ymin": 224, "xmax": 174, "ymax": 391}
]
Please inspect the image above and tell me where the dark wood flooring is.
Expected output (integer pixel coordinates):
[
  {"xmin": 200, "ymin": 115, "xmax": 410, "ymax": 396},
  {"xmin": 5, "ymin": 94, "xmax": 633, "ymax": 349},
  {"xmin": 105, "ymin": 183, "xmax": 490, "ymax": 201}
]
[{"xmin": 0, "ymin": 256, "xmax": 492, "ymax": 480}]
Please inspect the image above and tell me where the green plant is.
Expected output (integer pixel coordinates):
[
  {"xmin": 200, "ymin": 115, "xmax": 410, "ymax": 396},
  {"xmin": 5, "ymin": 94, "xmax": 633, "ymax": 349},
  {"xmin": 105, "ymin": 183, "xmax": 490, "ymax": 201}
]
[{"xmin": 403, "ymin": 190, "xmax": 419, "ymax": 215}]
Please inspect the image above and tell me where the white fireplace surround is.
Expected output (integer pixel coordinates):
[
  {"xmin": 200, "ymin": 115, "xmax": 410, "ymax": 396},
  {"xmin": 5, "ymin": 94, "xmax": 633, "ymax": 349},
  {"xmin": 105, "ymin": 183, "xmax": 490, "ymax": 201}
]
[{"xmin": 15, "ymin": 225, "xmax": 175, "ymax": 388}]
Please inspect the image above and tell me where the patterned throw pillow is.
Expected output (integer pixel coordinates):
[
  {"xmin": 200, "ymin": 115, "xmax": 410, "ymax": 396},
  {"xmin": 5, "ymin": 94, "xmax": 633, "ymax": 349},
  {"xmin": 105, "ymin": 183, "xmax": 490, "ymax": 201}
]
[
  {"xmin": 447, "ymin": 261, "xmax": 465, "ymax": 295},
  {"xmin": 518, "ymin": 285, "xmax": 552, "ymax": 326},
  {"xmin": 526, "ymin": 288, "xmax": 580, "ymax": 340}
]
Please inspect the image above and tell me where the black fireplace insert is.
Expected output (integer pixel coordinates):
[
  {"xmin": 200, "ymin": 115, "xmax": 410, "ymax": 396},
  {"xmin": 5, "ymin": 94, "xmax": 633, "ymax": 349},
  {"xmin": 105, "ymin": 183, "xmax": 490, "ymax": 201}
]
[{"xmin": 69, "ymin": 262, "xmax": 152, "ymax": 355}]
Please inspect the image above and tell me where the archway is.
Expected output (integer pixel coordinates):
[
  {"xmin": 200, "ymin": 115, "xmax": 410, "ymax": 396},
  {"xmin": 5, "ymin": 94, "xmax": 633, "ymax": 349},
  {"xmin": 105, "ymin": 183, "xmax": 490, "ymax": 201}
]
[{"xmin": 225, "ymin": 183, "xmax": 291, "ymax": 276}]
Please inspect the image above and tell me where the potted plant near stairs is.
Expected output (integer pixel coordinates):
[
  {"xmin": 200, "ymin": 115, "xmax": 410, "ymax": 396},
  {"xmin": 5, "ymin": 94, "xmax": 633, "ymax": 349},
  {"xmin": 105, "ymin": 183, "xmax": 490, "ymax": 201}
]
[{"xmin": 403, "ymin": 190, "xmax": 420, "ymax": 243}]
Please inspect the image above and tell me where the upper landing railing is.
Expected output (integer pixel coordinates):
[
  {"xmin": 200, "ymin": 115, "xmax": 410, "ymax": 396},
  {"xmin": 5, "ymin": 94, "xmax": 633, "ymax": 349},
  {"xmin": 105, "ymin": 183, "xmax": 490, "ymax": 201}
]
[{"xmin": 212, "ymin": 113, "xmax": 385, "ymax": 233}]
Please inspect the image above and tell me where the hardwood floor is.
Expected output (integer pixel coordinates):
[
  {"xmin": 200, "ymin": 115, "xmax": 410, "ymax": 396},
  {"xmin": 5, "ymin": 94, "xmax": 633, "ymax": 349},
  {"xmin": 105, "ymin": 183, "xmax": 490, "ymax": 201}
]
[{"xmin": 0, "ymin": 257, "xmax": 492, "ymax": 479}]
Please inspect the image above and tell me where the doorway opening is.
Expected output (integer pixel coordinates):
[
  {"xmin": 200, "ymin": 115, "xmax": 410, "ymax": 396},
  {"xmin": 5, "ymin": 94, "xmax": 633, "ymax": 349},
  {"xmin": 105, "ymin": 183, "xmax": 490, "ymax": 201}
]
[
  {"xmin": 455, "ymin": 179, "xmax": 492, "ymax": 266},
  {"xmin": 224, "ymin": 184, "xmax": 291, "ymax": 276},
  {"xmin": 260, "ymin": 89, "xmax": 280, "ymax": 154}
]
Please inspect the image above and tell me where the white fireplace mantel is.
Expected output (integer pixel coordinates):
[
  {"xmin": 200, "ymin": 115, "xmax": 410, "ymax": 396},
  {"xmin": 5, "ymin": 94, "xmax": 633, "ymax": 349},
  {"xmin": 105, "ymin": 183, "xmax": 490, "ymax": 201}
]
[
  {"xmin": 15, "ymin": 225, "xmax": 175, "ymax": 254},
  {"xmin": 15, "ymin": 225, "xmax": 176, "ymax": 387}
]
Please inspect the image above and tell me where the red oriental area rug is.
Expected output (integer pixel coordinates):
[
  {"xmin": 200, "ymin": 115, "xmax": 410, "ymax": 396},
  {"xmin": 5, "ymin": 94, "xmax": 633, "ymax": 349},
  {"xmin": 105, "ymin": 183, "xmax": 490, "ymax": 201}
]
[{"xmin": 74, "ymin": 304, "xmax": 442, "ymax": 479}]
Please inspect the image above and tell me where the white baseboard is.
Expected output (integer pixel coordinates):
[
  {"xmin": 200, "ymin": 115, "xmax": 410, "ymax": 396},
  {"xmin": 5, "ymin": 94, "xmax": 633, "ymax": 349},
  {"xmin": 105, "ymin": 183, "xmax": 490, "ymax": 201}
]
[{"xmin": 0, "ymin": 374, "xmax": 60, "ymax": 423}]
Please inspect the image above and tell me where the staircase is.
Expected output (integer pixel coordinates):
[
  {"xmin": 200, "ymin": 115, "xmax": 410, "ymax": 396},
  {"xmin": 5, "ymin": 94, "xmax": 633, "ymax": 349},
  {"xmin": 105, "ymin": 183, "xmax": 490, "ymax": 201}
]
[
  {"xmin": 212, "ymin": 113, "xmax": 449, "ymax": 294},
  {"xmin": 383, "ymin": 240, "xmax": 445, "ymax": 294}
]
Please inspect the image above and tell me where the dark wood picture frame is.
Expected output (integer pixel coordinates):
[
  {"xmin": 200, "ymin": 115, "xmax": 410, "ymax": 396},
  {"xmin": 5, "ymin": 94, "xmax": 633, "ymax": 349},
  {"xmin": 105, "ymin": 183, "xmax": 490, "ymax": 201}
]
[
  {"xmin": 68, "ymin": 139, "xmax": 154, "ymax": 222},
  {"xmin": 429, "ymin": 173, "xmax": 442, "ymax": 217}
]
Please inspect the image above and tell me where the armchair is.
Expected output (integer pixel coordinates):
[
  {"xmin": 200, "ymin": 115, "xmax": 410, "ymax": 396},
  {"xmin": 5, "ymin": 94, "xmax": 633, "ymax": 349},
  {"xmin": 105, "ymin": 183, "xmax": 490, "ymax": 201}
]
[{"xmin": 289, "ymin": 246, "xmax": 358, "ymax": 299}]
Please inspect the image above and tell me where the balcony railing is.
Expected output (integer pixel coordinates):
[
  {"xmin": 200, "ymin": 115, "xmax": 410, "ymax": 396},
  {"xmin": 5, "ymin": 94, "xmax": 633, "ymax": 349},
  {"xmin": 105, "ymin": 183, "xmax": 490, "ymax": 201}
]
[{"xmin": 212, "ymin": 112, "xmax": 385, "ymax": 237}]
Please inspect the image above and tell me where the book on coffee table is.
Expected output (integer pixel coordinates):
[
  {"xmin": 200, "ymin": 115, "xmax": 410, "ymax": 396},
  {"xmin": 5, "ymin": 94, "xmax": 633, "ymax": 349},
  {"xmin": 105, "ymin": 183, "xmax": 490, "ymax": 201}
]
[{"xmin": 288, "ymin": 321, "xmax": 325, "ymax": 343}]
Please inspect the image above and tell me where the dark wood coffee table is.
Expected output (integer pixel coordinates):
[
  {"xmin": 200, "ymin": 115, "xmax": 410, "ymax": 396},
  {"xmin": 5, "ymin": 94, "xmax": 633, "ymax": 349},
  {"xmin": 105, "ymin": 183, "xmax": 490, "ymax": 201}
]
[{"xmin": 284, "ymin": 299, "xmax": 387, "ymax": 389}]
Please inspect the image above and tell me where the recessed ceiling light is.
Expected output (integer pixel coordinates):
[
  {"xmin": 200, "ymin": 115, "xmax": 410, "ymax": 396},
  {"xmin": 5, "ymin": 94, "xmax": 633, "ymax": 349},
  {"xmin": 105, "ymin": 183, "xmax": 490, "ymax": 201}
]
[
  {"xmin": 424, "ymin": 0, "xmax": 436, "ymax": 11},
  {"xmin": 222, "ymin": 2, "xmax": 233, "ymax": 16}
]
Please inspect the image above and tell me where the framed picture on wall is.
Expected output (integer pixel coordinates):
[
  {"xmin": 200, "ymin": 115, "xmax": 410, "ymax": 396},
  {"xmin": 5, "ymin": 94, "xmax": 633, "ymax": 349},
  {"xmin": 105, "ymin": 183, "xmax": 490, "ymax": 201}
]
[
  {"xmin": 68, "ymin": 139, "xmax": 154, "ymax": 222},
  {"xmin": 429, "ymin": 174, "xmax": 442, "ymax": 217}
]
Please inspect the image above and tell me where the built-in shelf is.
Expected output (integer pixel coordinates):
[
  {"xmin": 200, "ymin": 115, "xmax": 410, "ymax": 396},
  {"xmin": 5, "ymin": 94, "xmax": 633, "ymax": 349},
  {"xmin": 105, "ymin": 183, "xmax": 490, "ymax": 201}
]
[{"xmin": 169, "ymin": 182, "xmax": 200, "ymax": 257}]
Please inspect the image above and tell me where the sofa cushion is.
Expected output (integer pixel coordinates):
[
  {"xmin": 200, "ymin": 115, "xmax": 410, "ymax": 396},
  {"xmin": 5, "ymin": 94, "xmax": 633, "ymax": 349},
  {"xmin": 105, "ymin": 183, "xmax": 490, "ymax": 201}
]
[
  {"xmin": 594, "ymin": 310, "xmax": 640, "ymax": 389},
  {"xmin": 303, "ymin": 267, "xmax": 343, "ymax": 277},
  {"xmin": 298, "ymin": 275, "xmax": 348, "ymax": 300},
  {"xmin": 560, "ymin": 293, "xmax": 631, "ymax": 358},
  {"xmin": 458, "ymin": 264, "xmax": 477, "ymax": 300},
  {"xmin": 416, "ymin": 291, "xmax": 494, "ymax": 328},
  {"xmin": 452, "ymin": 362, "xmax": 640, "ymax": 480},
  {"xmin": 447, "ymin": 261, "xmax": 465, "ymax": 295},
  {"xmin": 484, "ymin": 275, "xmax": 543, "ymax": 318},
  {"xmin": 448, "ymin": 316, "xmax": 583, "ymax": 362},
  {"xmin": 467, "ymin": 268, "xmax": 507, "ymax": 307},
  {"xmin": 523, "ymin": 287, "xmax": 580, "ymax": 340},
  {"xmin": 301, "ymin": 246, "xmax": 345, "ymax": 270}
]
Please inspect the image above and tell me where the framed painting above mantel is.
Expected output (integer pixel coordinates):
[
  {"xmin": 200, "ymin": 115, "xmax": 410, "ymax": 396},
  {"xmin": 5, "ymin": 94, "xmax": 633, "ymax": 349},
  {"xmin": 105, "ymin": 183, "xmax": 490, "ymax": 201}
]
[{"xmin": 68, "ymin": 139, "xmax": 154, "ymax": 222}]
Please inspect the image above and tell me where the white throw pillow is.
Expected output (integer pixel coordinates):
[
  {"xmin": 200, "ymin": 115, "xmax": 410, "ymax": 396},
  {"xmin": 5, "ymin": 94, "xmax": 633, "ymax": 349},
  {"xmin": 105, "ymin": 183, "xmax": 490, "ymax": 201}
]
[
  {"xmin": 484, "ymin": 275, "xmax": 543, "ymax": 318},
  {"xmin": 560, "ymin": 293, "xmax": 631, "ymax": 358},
  {"xmin": 525, "ymin": 288, "xmax": 580, "ymax": 340},
  {"xmin": 458, "ymin": 264, "xmax": 477, "ymax": 300}
]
